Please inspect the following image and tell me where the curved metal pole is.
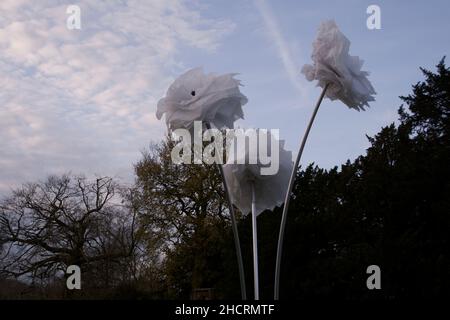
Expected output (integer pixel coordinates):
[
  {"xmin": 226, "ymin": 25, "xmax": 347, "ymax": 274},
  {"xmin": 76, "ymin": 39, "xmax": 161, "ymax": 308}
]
[
  {"xmin": 205, "ymin": 122, "xmax": 247, "ymax": 300},
  {"xmin": 251, "ymin": 181, "xmax": 259, "ymax": 300},
  {"xmin": 274, "ymin": 84, "xmax": 329, "ymax": 300}
]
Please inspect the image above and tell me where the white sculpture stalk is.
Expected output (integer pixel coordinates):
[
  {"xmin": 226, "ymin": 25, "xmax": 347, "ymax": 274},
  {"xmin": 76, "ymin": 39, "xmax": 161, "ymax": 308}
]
[
  {"xmin": 274, "ymin": 84, "xmax": 329, "ymax": 300},
  {"xmin": 251, "ymin": 181, "xmax": 259, "ymax": 300}
]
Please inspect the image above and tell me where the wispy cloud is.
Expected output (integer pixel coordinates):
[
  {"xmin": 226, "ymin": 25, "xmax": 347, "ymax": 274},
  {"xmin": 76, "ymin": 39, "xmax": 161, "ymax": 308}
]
[
  {"xmin": 253, "ymin": 0, "xmax": 307, "ymax": 96},
  {"xmin": 0, "ymin": 0, "xmax": 233, "ymax": 195}
]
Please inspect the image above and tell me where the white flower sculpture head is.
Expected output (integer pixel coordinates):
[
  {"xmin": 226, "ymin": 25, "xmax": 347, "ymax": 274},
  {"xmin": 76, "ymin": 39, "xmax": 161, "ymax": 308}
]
[
  {"xmin": 156, "ymin": 68, "xmax": 248, "ymax": 131},
  {"xmin": 223, "ymin": 130, "xmax": 293, "ymax": 216},
  {"xmin": 301, "ymin": 20, "xmax": 376, "ymax": 111}
]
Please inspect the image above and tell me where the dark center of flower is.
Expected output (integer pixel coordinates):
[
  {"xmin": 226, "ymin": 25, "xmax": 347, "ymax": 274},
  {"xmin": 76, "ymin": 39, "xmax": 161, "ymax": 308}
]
[{"xmin": 191, "ymin": 90, "xmax": 196, "ymax": 96}]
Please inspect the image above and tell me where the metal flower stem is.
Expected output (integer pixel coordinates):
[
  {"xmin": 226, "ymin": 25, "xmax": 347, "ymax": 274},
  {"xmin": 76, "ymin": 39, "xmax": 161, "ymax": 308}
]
[
  {"xmin": 205, "ymin": 122, "xmax": 247, "ymax": 300},
  {"xmin": 251, "ymin": 181, "xmax": 259, "ymax": 300},
  {"xmin": 274, "ymin": 83, "xmax": 329, "ymax": 300}
]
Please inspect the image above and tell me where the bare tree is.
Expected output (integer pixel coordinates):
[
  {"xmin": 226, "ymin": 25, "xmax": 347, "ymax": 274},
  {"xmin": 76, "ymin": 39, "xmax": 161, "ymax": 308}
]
[{"xmin": 0, "ymin": 174, "xmax": 140, "ymax": 288}]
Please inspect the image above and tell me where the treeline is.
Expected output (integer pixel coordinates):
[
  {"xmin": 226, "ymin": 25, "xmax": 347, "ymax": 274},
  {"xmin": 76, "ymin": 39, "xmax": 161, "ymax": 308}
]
[{"xmin": 1, "ymin": 59, "xmax": 449, "ymax": 299}]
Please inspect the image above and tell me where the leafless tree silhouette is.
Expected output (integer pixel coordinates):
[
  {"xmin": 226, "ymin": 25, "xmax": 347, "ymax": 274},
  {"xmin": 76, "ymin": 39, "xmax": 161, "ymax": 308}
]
[{"xmin": 0, "ymin": 175, "xmax": 140, "ymax": 288}]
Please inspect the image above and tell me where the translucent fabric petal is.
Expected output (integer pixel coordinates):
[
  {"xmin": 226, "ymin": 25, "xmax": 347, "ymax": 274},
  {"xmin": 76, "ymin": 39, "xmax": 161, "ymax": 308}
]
[
  {"xmin": 301, "ymin": 20, "xmax": 376, "ymax": 111},
  {"xmin": 223, "ymin": 131, "xmax": 293, "ymax": 216},
  {"xmin": 157, "ymin": 68, "xmax": 248, "ymax": 130}
]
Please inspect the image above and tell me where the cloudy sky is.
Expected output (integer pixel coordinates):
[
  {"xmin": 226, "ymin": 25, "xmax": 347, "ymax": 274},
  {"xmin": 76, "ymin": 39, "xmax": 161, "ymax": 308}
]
[{"xmin": 1, "ymin": 0, "xmax": 449, "ymax": 196}]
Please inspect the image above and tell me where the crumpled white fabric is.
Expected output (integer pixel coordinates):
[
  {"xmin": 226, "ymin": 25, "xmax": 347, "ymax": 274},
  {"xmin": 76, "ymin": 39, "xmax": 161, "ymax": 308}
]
[
  {"xmin": 223, "ymin": 130, "xmax": 293, "ymax": 216},
  {"xmin": 156, "ymin": 68, "xmax": 248, "ymax": 130},
  {"xmin": 301, "ymin": 20, "xmax": 376, "ymax": 111}
]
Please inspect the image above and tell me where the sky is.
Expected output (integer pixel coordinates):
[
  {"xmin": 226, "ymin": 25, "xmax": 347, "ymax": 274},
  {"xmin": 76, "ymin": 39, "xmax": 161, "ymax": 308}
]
[{"xmin": 1, "ymin": 0, "xmax": 449, "ymax": 197}]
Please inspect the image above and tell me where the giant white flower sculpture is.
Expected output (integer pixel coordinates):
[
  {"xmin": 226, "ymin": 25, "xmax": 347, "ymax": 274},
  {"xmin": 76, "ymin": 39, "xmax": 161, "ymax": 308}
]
[
  {"xmin": 223, "ymin": 130, "xmax": 293, "ymax": 300},
  {"xmin": 274, "ymin": 20, "xmax": 376, "ymax": 300},
  {"xmin": 156, "ymin": 67, "xmax": 248, "ymax": 130},
  {"xmin": 301, "ymin": 20, "xmax": 376, "ymax": 111},
  {"xmin": 155, "ymin": 67, "xmax": 249, "ymax": 300},
  {"xmin": 223, "ymin": 131, "xmax": 293, "ymax": 216}
]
